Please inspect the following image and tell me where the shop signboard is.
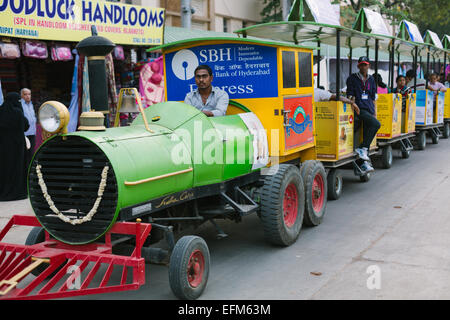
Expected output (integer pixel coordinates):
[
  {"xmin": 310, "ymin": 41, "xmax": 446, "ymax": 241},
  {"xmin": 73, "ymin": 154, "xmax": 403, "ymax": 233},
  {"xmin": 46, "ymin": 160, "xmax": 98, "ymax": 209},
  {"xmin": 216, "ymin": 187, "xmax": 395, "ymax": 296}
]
[{"xmin": 0, "ymin": 0, "xmax": 165, "ymax": 45}]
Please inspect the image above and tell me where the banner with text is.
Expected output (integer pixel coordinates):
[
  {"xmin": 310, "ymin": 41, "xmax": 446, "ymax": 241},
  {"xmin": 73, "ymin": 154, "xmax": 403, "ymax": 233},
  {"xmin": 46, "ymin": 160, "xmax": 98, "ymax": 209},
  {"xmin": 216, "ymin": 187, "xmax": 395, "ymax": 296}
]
[
  {"xmin": 165, "ymin": 43, "xmax": 279, "ymax": 101},
  {"xmin": 0, "ymin": 0, "xmax": 164, "ymax": 45}
]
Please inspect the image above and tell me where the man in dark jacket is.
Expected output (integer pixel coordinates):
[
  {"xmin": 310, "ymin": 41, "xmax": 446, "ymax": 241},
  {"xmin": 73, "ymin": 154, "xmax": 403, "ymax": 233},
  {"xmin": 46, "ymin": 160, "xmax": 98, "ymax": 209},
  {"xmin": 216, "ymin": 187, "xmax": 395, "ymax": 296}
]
[{"xmin": 346, "ymin": 56, "xmax": 381, "ymax": 173}]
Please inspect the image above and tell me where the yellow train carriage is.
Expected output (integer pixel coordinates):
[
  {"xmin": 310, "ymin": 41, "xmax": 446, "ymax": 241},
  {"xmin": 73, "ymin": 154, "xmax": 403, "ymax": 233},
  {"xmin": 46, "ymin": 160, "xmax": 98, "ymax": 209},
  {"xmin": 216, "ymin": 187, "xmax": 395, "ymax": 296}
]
[
  {"xmin": 151, "ymin": 36, "xmax": 329, "ymax": 231},
  {"xmin": 443, "ymin": 91, "xmax": 450, "ymax": 138}
]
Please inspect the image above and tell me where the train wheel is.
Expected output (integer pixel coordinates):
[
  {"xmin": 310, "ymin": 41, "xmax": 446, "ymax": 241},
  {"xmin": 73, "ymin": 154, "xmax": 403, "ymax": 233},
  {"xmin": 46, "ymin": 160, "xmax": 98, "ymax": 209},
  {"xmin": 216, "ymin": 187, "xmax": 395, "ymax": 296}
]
[
  {"xmin": 259, "ymin": 164, "xmax": 305, "ymax": 246},
  {"xmin": 381, "ymin": 145, "xmax": 393, "ymax": 169},
  {"xmin": 301, "ymin": 161, "xmax": 327, "ymax": 227},
  {"xmin": 360, "ymin": 172, "xmax": 371, "ymax": 182},
  {"xmin": 415, "ymin": 131, "xmax": 426, "ymax": 150},
  {"xmin": 25, "ymin": 227, "xmax": 66, "ymax": 278},
  {"xmin": 431, "ymin": 131, "xmax": 439, "ymax": 144},
  {"xmin": 327, "ymin": 169, "xmax": 343, "ymax": 201},
  {"xmin": 443, "ymin": 123, "xmax": 450, "ymax": 139},
  {"xmin": 169, "ymin": 235, "xmax": 210, "ymax": 300},
  {"xmin": 401, "ymin": 149, "xmax": 411, "ymax": 159}
]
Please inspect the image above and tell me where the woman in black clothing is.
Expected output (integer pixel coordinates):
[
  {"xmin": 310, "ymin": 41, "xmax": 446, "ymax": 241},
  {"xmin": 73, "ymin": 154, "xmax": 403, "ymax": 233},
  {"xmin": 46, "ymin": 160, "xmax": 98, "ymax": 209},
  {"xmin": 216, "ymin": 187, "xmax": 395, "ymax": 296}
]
[{"xmin": 0, "ymin": 92, "xmax": 30, "ymax": 201}]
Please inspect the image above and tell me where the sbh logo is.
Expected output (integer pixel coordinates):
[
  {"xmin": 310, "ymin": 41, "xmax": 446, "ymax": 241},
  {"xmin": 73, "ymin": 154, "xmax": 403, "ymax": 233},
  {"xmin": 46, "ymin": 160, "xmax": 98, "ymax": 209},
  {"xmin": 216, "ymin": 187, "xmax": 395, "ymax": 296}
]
[
  {"xmin": 171, "ymin": 49, "xmax": 199, "ymax": 81},
  {"xmin": 286, "ymin": 105, "xmax": 313, "ymax": 137}
]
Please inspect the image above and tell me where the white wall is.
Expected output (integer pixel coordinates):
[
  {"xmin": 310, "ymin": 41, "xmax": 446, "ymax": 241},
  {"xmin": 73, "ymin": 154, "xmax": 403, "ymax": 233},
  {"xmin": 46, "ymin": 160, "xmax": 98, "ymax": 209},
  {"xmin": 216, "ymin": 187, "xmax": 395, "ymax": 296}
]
[
  {"xmin": 214, "ymin": 0, "xmax": 264, "ymax": 22},
  {"xmin": 135, "ymin": 0, "xmax": 161, "ymax": 7}
]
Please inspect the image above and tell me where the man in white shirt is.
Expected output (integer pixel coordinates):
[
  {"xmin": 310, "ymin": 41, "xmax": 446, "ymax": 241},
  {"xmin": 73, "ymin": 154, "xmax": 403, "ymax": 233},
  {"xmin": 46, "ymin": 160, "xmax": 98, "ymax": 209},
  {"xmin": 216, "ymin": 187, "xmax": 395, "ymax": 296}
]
[
  {"xmin": 405, "ymin": 70, "xmax": 427, "ymax": 91},
  {"xmin": 184, "ymin": 65, "xmax": 229, "ymax": 117},
  {"xmin": 21, "ymin": 88, "xmax": 36, "ymax": 167}
]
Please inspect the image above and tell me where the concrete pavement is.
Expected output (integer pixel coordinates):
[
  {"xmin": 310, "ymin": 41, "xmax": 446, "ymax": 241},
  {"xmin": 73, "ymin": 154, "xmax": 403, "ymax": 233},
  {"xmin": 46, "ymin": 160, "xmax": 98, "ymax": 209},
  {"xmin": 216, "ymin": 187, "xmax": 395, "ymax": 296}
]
[{"xmin": 1, "ymin": 137, "xmax": 450, "ymax": 300}]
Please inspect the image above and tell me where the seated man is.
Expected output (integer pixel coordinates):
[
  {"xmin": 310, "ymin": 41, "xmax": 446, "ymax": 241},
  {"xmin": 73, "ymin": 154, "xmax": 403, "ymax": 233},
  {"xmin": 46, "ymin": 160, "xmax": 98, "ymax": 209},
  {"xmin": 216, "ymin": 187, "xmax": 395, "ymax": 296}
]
[
  {"xmin": 405, "ymin": 69, "xmax": 426, "ymax": 91},
  {"xmin": 184, "ymin": 65, "xmax": 229, "ymax": 117}
]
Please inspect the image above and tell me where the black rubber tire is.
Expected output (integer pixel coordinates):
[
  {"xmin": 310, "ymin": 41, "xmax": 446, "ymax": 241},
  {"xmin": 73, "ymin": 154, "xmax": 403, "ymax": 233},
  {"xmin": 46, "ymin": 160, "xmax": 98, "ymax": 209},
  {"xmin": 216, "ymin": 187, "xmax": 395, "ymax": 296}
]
[
  {"xmin": 25, "ymin": 227, "xmax": 46, "ymax": 277},
  {"xmin": 443, "ymin": 123, "xmax": 450, "ymax": 139},
  {"xmin": 401, "ymin": 149, "xmax": 411, "ymax": 159},
  {"xmin": 169, "ymin": 235, "xmax": 210, "ymax": 300},
  {"xmin": 25, "ymin": 227, "xmax": 66, "ymax": 277},
  {"xmin": 259, "ymin": 164, "xmax": 305, "ymax": 246},
  {"xmin": 415, "ymin": 131, "xmax": 426, "ymax": 150},
  {"xmin": 381, "ymin": 145, "xmax": 393, "ymax": 169},
  {"xmin": 300, "ymin": 160, "xmax": 328, "ymax": 227},
  {"xmin": 431, "ymin": 131, "xmax": 439, "ymax": 144},
  {"xmin": 360, "ymin": 172, "xmax": 371, "ymax": 183},
  {"xmin": 25, "ymin": 226, "xmax": 46, "ymax": 246},
  {"xmin": 327, "ymin": 169, "xmax": 343, "ymax": 201}
]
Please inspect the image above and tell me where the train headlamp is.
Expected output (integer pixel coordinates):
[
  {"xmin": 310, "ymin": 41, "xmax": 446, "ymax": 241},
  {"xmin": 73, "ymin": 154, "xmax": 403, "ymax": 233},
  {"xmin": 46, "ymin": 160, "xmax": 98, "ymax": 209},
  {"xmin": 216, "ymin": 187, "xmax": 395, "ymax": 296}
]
[{"xmin": 39, "ymin": 101, "xmax": 70, "ymax": 134}]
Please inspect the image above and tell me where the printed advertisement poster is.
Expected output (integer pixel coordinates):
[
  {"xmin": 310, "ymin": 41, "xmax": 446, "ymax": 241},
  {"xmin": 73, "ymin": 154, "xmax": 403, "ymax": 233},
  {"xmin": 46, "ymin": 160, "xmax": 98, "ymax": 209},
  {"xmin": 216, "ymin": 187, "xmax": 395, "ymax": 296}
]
[
  {"xmin": 238, "ymin": 113, "xmax": 269, "ymax": 170},
  {"xmin": 338, "ymin": 103, "xmax": 354, "ymax": 157},
  {"xmin": 437, "ymin": 92, "xmax": 445, "ymax": 123},
  {"xmin": 315, "ymin": 102, "xmax": 337, "ymax": 160},
  {"xmin": 284, "ymin": 95, "xmax": 314, "ymax": 151},
  {"xmin": 165, "ymin": 43, "xmax": 278, "ymax": 101},
  {"xmin": 415, "ymin": 90, "xmax": 426, "ymax": 125},
  {"xmin": 445, "ymin": 91, "xmax": 450, "ymax": 119},
  {"xmin": 406, "ymin": 95, "xmax": 416, "ymax": 133},
  {"xmin": 426, "ymin": 90, "xmax": 434, "ymax": 124},
  {"xmin": 0, "ymin": 0, "xmax": 164, "ymax": 45}
]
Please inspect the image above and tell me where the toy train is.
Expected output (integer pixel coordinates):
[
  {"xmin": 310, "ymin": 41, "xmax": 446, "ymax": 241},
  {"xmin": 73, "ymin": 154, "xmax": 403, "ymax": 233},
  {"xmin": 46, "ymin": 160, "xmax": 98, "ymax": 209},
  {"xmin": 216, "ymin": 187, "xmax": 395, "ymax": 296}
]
[{"xmin": 2, "ymin": 32, "xmax": 328, "ymax": 300}]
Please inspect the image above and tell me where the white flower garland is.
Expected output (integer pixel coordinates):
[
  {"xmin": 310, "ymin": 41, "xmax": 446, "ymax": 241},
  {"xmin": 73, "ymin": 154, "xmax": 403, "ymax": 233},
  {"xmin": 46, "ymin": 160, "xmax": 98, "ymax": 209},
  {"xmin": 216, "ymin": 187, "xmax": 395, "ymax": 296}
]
[{"xmin": 35, "ymin": 163, "xmax": 109, "ymax": 226}]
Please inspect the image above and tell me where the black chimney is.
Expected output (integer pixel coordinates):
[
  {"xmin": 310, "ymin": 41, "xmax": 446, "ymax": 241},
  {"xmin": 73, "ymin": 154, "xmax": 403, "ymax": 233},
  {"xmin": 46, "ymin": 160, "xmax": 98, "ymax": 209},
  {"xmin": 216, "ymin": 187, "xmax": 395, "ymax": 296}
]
[{"xmin": 76, "ymin": 26, "xmax": 115, "ymax": 114}]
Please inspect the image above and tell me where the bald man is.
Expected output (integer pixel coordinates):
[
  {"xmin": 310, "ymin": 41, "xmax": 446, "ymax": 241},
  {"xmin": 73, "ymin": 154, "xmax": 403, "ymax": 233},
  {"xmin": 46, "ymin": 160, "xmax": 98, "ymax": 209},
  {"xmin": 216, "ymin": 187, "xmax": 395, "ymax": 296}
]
[{"xmin": 21, "ymin": 88, "xmax": 36, "ymax": 168}]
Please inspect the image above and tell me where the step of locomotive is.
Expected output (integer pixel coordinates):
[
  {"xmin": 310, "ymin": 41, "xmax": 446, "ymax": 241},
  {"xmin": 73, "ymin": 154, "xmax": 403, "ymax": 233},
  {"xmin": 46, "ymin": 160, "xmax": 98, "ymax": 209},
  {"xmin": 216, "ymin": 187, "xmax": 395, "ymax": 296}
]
[{"xmin": 199, "ymin": 203, "xmax": 258, "ymax": 216}]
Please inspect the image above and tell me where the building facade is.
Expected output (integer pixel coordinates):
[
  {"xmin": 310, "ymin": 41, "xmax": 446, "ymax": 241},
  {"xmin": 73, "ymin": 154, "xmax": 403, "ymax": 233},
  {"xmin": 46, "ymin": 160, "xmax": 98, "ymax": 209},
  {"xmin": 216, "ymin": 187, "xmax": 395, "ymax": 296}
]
[{"xmin": 133, "ymin": 0, "xmax": 265, "ymax": 33}]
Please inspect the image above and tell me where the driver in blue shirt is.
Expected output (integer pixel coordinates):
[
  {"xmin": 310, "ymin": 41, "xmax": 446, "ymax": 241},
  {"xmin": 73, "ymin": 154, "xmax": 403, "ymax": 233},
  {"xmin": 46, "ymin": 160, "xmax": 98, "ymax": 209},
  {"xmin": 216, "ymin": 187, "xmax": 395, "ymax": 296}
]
[{"xmin": 184, "ymin": 65, "xmax": 229, "ymax": 117}]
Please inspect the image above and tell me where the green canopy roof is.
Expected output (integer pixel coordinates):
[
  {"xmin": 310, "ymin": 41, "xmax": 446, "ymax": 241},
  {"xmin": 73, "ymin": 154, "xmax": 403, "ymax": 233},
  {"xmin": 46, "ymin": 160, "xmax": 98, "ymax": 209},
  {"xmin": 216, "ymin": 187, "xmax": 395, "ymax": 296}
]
[
  {"xmin": 148, "ymin": 26, "xmax": 317, "ymax": 53},
  {"xmin": 235, "ymin": 21, "xmax": 393, "ymax": 50},
  {"xmin": 443, "ymin": 35, "xmax": 450, "ymax": 50}
]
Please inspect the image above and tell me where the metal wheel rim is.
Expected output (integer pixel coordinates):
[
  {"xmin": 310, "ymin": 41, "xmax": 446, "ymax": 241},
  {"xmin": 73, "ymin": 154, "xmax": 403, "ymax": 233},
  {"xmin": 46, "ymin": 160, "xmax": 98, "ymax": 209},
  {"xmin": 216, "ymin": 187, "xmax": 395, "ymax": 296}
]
[
  {"xmin": 187, "ymin": 249, "xmax": 205, "ymax": 288},
  {"xmin": 312, "ymin": 173, "xmax": 325, "ymax": 213},
  {"xmin": 283, "ymin": 183, "xmax": 299, "ymax": 228}
]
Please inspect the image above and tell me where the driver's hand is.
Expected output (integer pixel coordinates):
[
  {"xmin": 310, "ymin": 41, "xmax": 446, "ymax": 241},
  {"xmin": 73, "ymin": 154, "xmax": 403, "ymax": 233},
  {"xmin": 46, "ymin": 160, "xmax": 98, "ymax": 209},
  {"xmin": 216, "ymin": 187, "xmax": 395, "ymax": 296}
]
[{"xmin": 202, "ymin": 111, "xmax": 214, "ymax": 117}]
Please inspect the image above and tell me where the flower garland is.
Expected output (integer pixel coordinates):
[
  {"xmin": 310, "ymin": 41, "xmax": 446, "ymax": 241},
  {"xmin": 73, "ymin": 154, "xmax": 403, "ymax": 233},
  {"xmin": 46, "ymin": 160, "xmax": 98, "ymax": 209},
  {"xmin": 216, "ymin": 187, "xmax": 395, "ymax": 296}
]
[{"xmin": 35, "ymin": 163, "xmax": 109, "ymax": 226}]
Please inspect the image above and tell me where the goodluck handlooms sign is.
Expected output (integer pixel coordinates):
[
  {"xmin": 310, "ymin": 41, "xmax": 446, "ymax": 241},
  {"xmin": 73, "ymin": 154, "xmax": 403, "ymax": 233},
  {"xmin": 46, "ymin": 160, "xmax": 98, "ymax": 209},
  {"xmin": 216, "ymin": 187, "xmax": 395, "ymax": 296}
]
[{"xmin": 0, "ymin": 0, "xmax": 164, "ymax": 45}]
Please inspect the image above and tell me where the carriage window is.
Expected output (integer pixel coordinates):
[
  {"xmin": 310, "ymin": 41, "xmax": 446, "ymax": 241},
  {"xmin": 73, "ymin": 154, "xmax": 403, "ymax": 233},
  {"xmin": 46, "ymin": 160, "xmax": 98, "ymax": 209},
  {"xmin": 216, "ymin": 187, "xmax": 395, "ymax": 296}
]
[
  {"xmin": 298, "ymin": 52, "xmax": 312, "ymax": 88},
  {"xmin": 282, "ymin": 51, "xmax": 296, "ymax": 89}
]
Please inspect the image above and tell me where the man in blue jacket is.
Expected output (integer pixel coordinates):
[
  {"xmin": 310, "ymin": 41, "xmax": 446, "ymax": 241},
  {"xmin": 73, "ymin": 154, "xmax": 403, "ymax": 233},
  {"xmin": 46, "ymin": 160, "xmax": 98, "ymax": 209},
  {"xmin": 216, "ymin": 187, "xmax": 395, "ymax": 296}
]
[{"xmin": 346, "ymin": 56, "xmax": 381, "ymax": 173}]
